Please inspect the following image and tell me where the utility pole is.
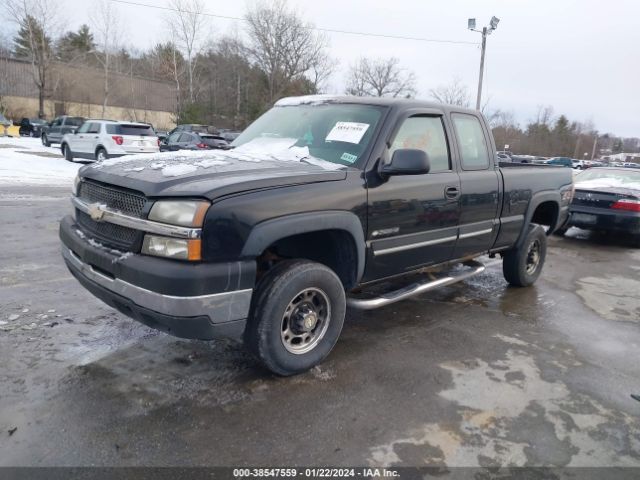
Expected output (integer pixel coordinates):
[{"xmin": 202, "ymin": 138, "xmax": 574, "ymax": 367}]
[
  {"xmin": 476, "ymin": 28, "xmax": 487, "ymax": 110},
  {"xmin": 468, "ymin": 17, "xmax": 500, "ymax": 111},
  {"xmin": 591, "ymin": 135, "xmax": 598, "ymax": 160}
]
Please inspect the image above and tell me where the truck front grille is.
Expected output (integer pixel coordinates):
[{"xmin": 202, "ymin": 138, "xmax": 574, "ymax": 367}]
[
  {"xmin": 78, "ymin": 180, "xmax": 146, "ymax": 217},
  {"xmin": 76, "ymin": 211, "xmax": 140, "ymax": 251},
  {"xmin": 76, "ymin": 180, "xmax": 147, "ymax": 251}
]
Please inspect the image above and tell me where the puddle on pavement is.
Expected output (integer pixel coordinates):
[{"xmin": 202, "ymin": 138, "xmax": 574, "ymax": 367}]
[
  {"xmin": 368, "ymin": 336, "xmax": 640, "ymax": 467},
  {"xmin": 576, "ymin": 275, "xmax": 640, "ymax": 322}
]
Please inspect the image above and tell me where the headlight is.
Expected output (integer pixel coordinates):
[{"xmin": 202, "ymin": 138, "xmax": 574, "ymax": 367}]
[
  {"xmin": 148, "ymin": 200, "xmax": 209, "ymax": 227},
  {"xmin": 72, "ymin": 175, "xmax": 80, "ymax": 196},
  {"xmin": 142, "ymin": 235, "xmax": 201, "ymax": 261}
]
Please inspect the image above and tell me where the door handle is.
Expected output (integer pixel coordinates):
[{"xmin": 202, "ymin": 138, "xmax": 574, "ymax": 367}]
[{"xmin": 445, "ymin": 186, "xmax": 460, "ymax": 199}]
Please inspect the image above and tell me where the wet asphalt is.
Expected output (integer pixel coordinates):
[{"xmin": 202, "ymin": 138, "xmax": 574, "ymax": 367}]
[{"xmin": 0, "ymin": 184, "xmax": 639, "ymax": 467}]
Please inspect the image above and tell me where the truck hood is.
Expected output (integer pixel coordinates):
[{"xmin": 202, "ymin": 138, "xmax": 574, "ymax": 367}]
[{"xmin": 79, "ymin": 148, "xmax": 348, "ymax": 199}]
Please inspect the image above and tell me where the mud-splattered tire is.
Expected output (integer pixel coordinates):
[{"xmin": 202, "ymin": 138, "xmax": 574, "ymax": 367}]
[
  {"xmin": 244, "ymin": 259, "xmax": 346, "ymax": 376},
  {"xmin": 503, "ymin": 224, "xmax": 547, "ymax": 287}
]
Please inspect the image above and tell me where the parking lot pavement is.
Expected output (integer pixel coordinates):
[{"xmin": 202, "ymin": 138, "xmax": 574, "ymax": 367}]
[{"xmin": 0, "ymin": 183, "xmax": 639, "ymax": 468}]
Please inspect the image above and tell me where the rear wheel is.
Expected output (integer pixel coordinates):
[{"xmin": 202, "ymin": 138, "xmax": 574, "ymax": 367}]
[
  {"xmin": 41, "ymin": 134, "xmax": 50, "ymax": 147},
  {"xmin": 95, "ymin": 148, "xmax": 107, "ymax": 161},
  {"xmin": 503, "ymin": 224, "xmax": 547, "ymax": 287},
  {"xmin": 244, "ymin": 259, "xmax": 346, "ymax": 376},
  {"xmin": 62, "ymin": 144, "xmax": 73, "ymax": 162}
]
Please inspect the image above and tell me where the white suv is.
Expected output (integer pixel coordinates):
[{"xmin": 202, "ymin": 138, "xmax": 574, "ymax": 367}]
[{"xmin": 60, "ymin": 120, "xmax": 159, "ymax": 162}]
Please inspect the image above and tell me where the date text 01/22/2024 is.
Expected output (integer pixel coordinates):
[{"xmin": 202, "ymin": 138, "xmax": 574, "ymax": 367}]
[{"xmin": 232, "ymin": 468, "xmax": 400, "ymax": 478}]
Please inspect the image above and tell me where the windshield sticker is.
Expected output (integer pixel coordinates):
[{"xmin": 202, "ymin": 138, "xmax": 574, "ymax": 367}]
[
  {"xmin": 326, "ymin": 122, "xmax": 370, "ymax": 144},
  {"xmin": 340, "ymin": 152, "xmax": 358, "ymax": 164}
]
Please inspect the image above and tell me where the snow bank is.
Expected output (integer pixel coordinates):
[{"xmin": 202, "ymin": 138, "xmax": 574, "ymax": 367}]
[
  {"xmin": 576, "ymin": 177, "xmax": 640, "ymax": 191},
  {"xmin": 0, "ymin": 136, "xmax": 81, "ymax": 186}
]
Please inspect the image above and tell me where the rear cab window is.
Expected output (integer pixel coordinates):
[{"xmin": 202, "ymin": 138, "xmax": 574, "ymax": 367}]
[
  {"xmin": 451, "ymin": 113, "xmax": 491, "ymax": 170},
  {"xmin": 388, "ymin": 116, "xmax": 451, "ymax": 172}
]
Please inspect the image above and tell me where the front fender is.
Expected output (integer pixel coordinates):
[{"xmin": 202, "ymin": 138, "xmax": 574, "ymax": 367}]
[{"xmin": 241, "ymin": 211, "xmax": 366, "ymax": 283}]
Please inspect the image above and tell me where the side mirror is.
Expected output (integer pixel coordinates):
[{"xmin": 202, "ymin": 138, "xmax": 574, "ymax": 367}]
[{"xmin": 381, "ymin": 149, "xmax": 431, "ymax": 176}]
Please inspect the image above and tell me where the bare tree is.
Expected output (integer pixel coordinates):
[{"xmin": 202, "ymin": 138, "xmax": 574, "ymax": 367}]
[
  {"xmin": 309, "ymin": 52, "xmax": 337, "ymax": 93},
  {"xmin": 166, "ymin": 0, "xmax": 207, "ymax": 104},
  {"xmin": 90, "ymin": 0, "xmax": 122, "ymax": 117},
  {"xmin": 5, "ymin": 0, "xmax": 60, "ymax": 117},
  {"xmin": 429, "ymin": 78, "xmax": 471, "ymax": 107},
  {"xmin": 245, "ymin": 0, "xmax": 330, "ymax": 103},
  {"xmin": 345, "ymin": 57, "xmax": 416, "ymax": 98}
]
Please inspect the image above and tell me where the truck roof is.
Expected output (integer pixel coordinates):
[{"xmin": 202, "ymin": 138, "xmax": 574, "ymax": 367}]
[{"xmin": 275, "ymin": 94, "xmax": 480, "ymax": 115}]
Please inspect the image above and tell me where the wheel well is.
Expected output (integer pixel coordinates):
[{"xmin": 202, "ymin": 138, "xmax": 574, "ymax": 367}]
[
  {"xmin": 95, "ymin": 146, "xmax": 106, "ymax": 154},
  {"xmin": 258, "ymin": 230, "xmax": 358, "ymax": 289},
  {"xmin": 531, "ymin": 201, "xmax": 559, "ymax": 232}
]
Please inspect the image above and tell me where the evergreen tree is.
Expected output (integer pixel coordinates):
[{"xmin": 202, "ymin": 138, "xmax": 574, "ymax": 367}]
[
  {"xmin": 56, "ymin": 24, "xmax": 96, "ymax": 62},
  {"xmin": 13, "ymin": 15, "xmax": 51, "ymax": 59}
]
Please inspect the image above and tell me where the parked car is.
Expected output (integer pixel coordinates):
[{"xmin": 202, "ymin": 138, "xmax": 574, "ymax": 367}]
[
  {"xmin": 0, "ymin": 113, "xmax": 11, "ymax": 135},
  {"xmin": 154, "ymin": 129, "xmax": 169, "ymax": 142},
  {"xmin": 497, "ymin": 153, "xmax": 511, "ymax": 161},
  {"xmin": 18, "ymin": 117, "xmax": 48, "ymax": 137},
  {"xmin": 60, "ymin": 120, "xmax": 159, "ymax": 161},
  {"xmin": 60, "ymin": 95, "xmax": 573, "ymax": 375},
  {"xmin": 160, "ymin": 131, "xmax": 229, "ymax": 151},
  {"xmin": 548, "ymin": 157, "xmax": 573, "ymax": 167},
  {"xmin": 41, "ymin": 115, "xmax": 85, "ymax": 146},
  {"xmin": 168, "ymin": 124, "xmax": 217, "ymax": 136},
  {"xmin": 555, "ymin": 167, "xmax": 640, "ymax": 237},
  {"xmin": 511, "ymin": 155, "xmax": 532, "ymax": 164},
  {"xmin": 218, "ymin": 129, "xmax": 242, "ymax": 143}
]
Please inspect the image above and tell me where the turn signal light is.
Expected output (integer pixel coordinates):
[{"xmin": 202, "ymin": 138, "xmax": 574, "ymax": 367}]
[
  {"xmin": 196, "ymin": 143, "xmax": 208, "ymax": 149},
  {"xmin": 112, "ymin": 135, "xmax": 124, "ymax": 145},
  {"xmin": 611, "ymin": 199, "xmax": 640, "ymax": 212}
]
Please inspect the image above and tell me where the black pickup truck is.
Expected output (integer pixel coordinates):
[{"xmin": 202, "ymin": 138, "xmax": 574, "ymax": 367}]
[{"xmin": 60, "ymin": 96, "xmax": 573, "ymax": 375}]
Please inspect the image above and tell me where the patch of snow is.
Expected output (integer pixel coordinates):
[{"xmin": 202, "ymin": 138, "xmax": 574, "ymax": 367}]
[
  {"xmin": 275, "ymin": 94, "xmax": 339, "ymax": 106},
  {"xmin": 0, "ymin": 136, "xmax": 80, "ymax": 186},
  {"xmin": 194, "ymin": 159, "xmax": 229, "ymax": 168},
  {"xmin": 576, "ymin": 177, "xmax": 640, "ymax": 191},
  {"xmin": 8, "ymin": 314, "xmax": 20, "ymax": 321},
  {"xmin": 124, "ymin": 166, "xmax": 144, "ymax": 172},
  {"xmin": 161, "ymin": 164, "xmax": 199, "ymax": 177}
]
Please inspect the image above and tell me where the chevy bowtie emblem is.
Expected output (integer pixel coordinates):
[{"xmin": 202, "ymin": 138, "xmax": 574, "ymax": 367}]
[{"xmin": 88, "ymin": 203, "xmax": 106, "ymax": 222}]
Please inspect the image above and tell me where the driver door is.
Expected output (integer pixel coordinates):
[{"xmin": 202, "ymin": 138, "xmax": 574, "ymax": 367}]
[{"xmin": 364, "ymin": 113, "xmax": 461, "ymax": 281}]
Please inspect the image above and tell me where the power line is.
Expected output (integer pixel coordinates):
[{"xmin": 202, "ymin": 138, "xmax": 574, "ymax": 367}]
[{"xmin": 108, "ymin": 0, "xmax": 478, "ymax": 46}]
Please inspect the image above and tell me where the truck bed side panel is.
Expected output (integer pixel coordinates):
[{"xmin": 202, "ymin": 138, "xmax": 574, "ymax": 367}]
[{"xmin": 493, "ymin": 165, "xmax": 573, "ymax": 249}]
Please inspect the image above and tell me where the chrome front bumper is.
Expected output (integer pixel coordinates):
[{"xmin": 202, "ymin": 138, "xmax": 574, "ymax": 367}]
[{"xmin": 62, "ymin": 247, "xmax": 252, "ymax": 323}]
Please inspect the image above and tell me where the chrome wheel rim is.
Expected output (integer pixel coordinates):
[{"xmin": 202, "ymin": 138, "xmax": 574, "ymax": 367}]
[
  {"xmin": 525, "ymin": 239, "xmax": 541, "ymax": 275},
  {"xmin": 281, "ymin": 288, "xmax": 331, "ymax": 355}
]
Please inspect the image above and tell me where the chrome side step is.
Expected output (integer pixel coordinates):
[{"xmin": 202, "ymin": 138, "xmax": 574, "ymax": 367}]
[{"xmin": 346, "ymin": 260, "xmax": 486, "ymax": 310}]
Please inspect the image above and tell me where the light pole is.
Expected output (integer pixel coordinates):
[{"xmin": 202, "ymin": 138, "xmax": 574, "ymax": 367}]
[{"xmin": 468, "ymin": 16, "xmax": 500, "ymax": 110}]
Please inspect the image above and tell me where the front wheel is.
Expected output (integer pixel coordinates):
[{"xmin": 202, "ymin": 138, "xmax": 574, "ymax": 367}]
[
  {"xmin": 244, "ymin": 260, "xmax": 346, "ymax": 376},
  {"xmin": 42, "ymin": 134, "xmax": 50, "ymax": 147},
  {"xmin": 503, "ymin": 224, "xmax": 547, "ymax": 287}
]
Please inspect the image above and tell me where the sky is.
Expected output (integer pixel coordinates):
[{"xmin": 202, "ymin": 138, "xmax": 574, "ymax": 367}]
[{"xmin": 4, "ymin": 0, "xmax": 640, "ymax": 137}]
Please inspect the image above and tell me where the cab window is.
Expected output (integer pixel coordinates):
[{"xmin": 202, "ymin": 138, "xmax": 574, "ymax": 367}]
[
  {"xmin": 88, "ymin": 123, "xmax": 101, "ymax": 134},
  {"xmin": 389, "ymin": 116, "xmax": 450, "ymax": 172},
  {"xmin": 451, "ymin": 113, "xmax": 490, "ymax": 170}
]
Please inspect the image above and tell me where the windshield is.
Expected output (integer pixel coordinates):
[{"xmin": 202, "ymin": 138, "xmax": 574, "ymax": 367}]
[
  {"xmin": 575, "ymin": 168, "xmax": 640, "ymax": 190},
  {"xmin": 232, "ymin": 104, "xmax": 386, "ymax": 168}
]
